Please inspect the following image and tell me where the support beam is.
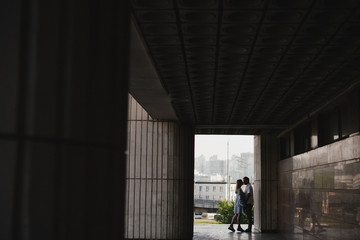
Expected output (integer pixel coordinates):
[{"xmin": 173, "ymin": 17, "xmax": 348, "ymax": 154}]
[{"xmin": 196, "ymin": 125, "xmax": 289, "ymax": 130}]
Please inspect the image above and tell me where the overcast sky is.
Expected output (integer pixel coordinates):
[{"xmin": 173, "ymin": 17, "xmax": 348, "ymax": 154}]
[{"xmin": 195, "ymin": 135, "xmax": 254, "ymax": 160}]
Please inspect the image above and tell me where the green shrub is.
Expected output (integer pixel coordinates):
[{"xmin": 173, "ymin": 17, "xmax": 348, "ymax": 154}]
[
  {"xmin": 214, "ymin": 200, "xmax": 234, "ymax": 224},
  {"xmin": 215, "ymin": 200, "xmax": 254, "ymax": 224}
]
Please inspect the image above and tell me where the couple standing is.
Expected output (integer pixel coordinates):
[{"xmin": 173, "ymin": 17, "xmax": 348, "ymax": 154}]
[{"xmin": 228, "ymin": 176, "xmax": 254, "ymax": 233}]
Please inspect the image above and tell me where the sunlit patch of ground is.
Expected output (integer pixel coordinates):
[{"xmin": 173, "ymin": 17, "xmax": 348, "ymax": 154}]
[{"xmin": 194, "ymin": 219, "xmax": 219, "ymax": 224}]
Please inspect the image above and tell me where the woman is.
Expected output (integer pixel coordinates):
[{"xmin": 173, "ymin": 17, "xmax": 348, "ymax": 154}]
[{"xmin": 228, "ymin": 179, "xmax": 245, "ymax": 232}]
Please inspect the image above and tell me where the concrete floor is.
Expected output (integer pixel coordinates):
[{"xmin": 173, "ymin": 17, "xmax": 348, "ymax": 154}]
[{"xmin": 193, "ymin": 224, "xmax": 287, "ymax": 240}]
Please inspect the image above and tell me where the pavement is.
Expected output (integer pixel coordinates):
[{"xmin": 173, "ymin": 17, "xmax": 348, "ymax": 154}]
[{"xmin": 193, "ymin": 224, "xmax": 287, "ymax": 240}]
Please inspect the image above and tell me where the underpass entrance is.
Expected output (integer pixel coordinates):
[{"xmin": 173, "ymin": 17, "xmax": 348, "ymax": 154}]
[{"xmin": 193, "ymin": 135, "xmax": 254, "ymax": 224}]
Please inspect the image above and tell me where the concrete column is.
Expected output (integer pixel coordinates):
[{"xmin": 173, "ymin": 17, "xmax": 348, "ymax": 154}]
[
  {"xmin": 254, "ymin": 135, "xmax": 278, "ymax": 232},
  {"xmin": 125, "ymin": 95, "xmax": 194, "ymax": 239},
  {"xmin": 0, "ymin": 1, "xmax": 130, "ymax": 239}
]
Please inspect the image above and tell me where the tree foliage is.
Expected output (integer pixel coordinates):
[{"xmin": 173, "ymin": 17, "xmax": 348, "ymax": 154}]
[
  {"xmin": 215, "ymin": 200, "xmax": 234, "ymax": 224},
  {"xmin": 215, "ymin": 199, "xmax": 254, "ymax": 224}
]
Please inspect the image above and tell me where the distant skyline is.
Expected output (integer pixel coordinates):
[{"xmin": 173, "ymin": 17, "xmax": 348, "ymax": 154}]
[{"xmin": 195, "ymin": 135, "xmax": 254, "ymax": 160}]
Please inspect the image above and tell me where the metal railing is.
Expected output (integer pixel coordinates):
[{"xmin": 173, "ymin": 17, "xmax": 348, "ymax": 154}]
[{"xmin": 194, "ymin": 199, "xmax": 219, "ymax": 209}]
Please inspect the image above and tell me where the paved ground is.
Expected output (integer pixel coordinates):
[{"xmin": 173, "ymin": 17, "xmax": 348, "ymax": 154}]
[{"xmin": 193, "ymin": 224, "xmax": 287, "ymax": 240}]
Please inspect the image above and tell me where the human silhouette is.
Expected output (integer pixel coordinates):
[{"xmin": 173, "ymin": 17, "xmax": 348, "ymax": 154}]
[
  {"xmin": 243, "ymin": 176, "xmax": 254, "ymax": 232},
  {"xmin": 228, "ymin": 179, "xmax": 245, "ymax": 232}
]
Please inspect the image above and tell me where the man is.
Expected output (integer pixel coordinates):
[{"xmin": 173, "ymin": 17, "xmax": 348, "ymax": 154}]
[{"xmin": 243, "ymin": 176, "xmax": 254, "ymax": 232}]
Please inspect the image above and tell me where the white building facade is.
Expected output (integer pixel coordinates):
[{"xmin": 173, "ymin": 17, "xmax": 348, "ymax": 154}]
[{"xmin": 194, "ymin": 182, "xmax": 237, "ymax": 201}]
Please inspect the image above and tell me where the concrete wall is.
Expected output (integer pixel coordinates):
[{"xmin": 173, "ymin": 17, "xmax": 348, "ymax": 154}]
[
  {"xmin": 277, "ymin": 86, "xmax": 360, "ymax": 239},
  {"xmin": 0, "ymin": 1, "xmax": 130, "ymax": 239},
  {"xmin": 125, "ymin": 95, "xmax": 194, "ymax": 239},
  {"xmin": 254, "ymin": 135, "xmax": 278, "ymax": 232},
  {"xmin": 278, "ymin": 134, "xmax": 360, "ymax": 240}
]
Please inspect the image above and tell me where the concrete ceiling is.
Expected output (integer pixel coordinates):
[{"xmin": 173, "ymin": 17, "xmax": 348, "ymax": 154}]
[{"xmin": 129, "ymin": 0, "xmax": 360, "ymax": 134}]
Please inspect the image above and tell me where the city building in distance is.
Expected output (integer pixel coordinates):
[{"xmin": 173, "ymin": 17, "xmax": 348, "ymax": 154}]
[{"xmin": 194, "ymin": 152, "xmax": 254, "ymax": 210}]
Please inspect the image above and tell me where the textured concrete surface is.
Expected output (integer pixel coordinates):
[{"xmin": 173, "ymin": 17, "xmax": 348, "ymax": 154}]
[
  {"xmin": 278, "ymin": 134, "xmax": 360, "ymax": 240},
  {"xmin": 193, "ymin": 224, "xmax": 286, "ymax": 240},
  {"xmin": 126, "ymin": 95, "xmax": 194, "ymax": 239}
]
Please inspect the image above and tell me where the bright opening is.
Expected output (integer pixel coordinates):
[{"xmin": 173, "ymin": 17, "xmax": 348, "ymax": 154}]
[{"xmin": 193, "ymin": 134, "xmax": 254, "ymax": 224}]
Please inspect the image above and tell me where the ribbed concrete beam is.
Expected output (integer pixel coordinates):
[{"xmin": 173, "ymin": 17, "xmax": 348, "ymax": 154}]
[{"xmin": 196, "ymin": 125, "xmax": 289, "ymax": 129}]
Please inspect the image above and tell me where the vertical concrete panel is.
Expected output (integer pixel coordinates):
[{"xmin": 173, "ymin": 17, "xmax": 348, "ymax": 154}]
[
  {"xmin": 179, "ymin": 127, "xmax": 185, "ymax": 181},
  {"xmin": 0, "ymin": 1, "xmax": 20, "ymax": 135},
  {"xmin": 254, "ymin": 136, "xmax": 261, "ymax": 229},
  {"xmin": 129, "ymin": 122, "xmax": 136, "ymax": 179},
  {"xmin": 162, "ymin": 122, "xmax": 168, "ymax": 179},
  {"xmin": 156, "ymin": 179, "xmax": 162, "ymax": 239},
  {"xmin": 145, "ymin": 180, "xmax": 152, "ymax": 239},
  {"xmin": 124, "ymin": 178, "xmax": 129, "ymax": 239},
  {"xmin": 185, "ymin": 128, "xmax": 195, "ymax": 181},
  {"xmin": 59, "ymin": 145, "xmax": 87, "ymax": 239},
  {"xmin": 184, "ymin": 128, "xmax": 195, "ymax": 237},
  {"xmin": 127, "ymin": 179, "xmax": 134, "ymax": 239},
  {"xmin": 168, "ymin": 123, "xmax": 175, "ymax": 239},
  {"xmin": 178, "ymin": 180, "xmax": 185, "ymax": 235},
  {"xmin": 85, "ymin": 148, "xmax": 115, "ymax": 240},
  {"xmin": 254, "ymin": 134, "xmax": 278, "ymax": 232},
  {"xmin": 151, "ymin": 124, "xmax": 157, "ymax": 239},
  {"xmin": 3, "ymin": 1, "xmax": 130, "ymax": 239},
  {"xmin": 27, "ymin": 142, "xmax": 58, "ymax": 240},
  {"xmin": 25, "ymin": 1, "xmax": 61, "ymax": 138},
  {"xmin": 153, "ymin": 122, "xmax": 158, "ymax": 179},
  {"xmin": 167, "ymin": 180, "xmax": 174, "ymax": 238},
  {"xmin": 0, "ymin": 140, "xmax": 16, "ymax": 240},
  {"xmin": 178, "ymin": 128, "xmax": 187, "ymax": 237},
  {"xmin": 130, "ymin": 95, "xmax": 136, "ymax": 121},
  {"xmin": 140, "ymin": 179, "xmax": 146, "ymax": 238},
  {"xmin": 157, "ymin": 122, "xmax": 163, "ymax": 180},
  {"xmin": 161, "ymin": 180, "xmax": 168, "ymax": 238},
  {"xmin": 147, "ymin": 122, "xmax": 154, "ymax": 178},
  {"xmin": 168, "ymin": 123, "xmax": 174, "ymax": 179},
  {"xmin": 136, "ymin": 100, "xmax": 143, "ymax": 121},
  {"xmin": 126, "ymin": 119, "xmax": 131, "ymax": 178},
  {"xmin": 127, "ymin": 95, "xmax": 132, "ymax": 120},
  {"xmin": 173, "ymin": 125, "xmax": 180, "ymax": 180},
  {"xmin": 271, "ymin": 185, "xmax": 278, "ymax": 230},
  {"xmin": 0, "ymin": 3, "xmax": 21, "ymax": 235},
  {"xmin": 173, "ymin": 179, "xmax": 179, "ymax": 237},
  {"xmin": 141, "ymin": 121, "xmax": 148, "ymax": 178},
  {"xmin": 125, "ymin": 95, "xmax": 195, "ymax": 239},
  {"xmin": 133, "ymin": 179, "xmax": 140, "ymax": 239},
  {"xmin": 135, "ymin": 120, "xmax": 142, "ymax": 178},
  {"xmin": 141, "ymin": 107, "xmax": 148, "ymax": 121},
  {"xmin": 151, "ymin": 179, "xmax": 157, "ymax": 238}
]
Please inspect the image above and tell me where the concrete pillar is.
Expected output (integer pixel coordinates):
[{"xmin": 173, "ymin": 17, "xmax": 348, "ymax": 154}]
[
  {"xmin": 254, "ymin": 135, "xmax": 278, "ymax": 232},
  {"xmin": 0, "ymin": 1, "xmax": 130, "ymax": 239},
  {"xmin": 125, "ymin": 95, "xmax": 194, "ymax": 239}
]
